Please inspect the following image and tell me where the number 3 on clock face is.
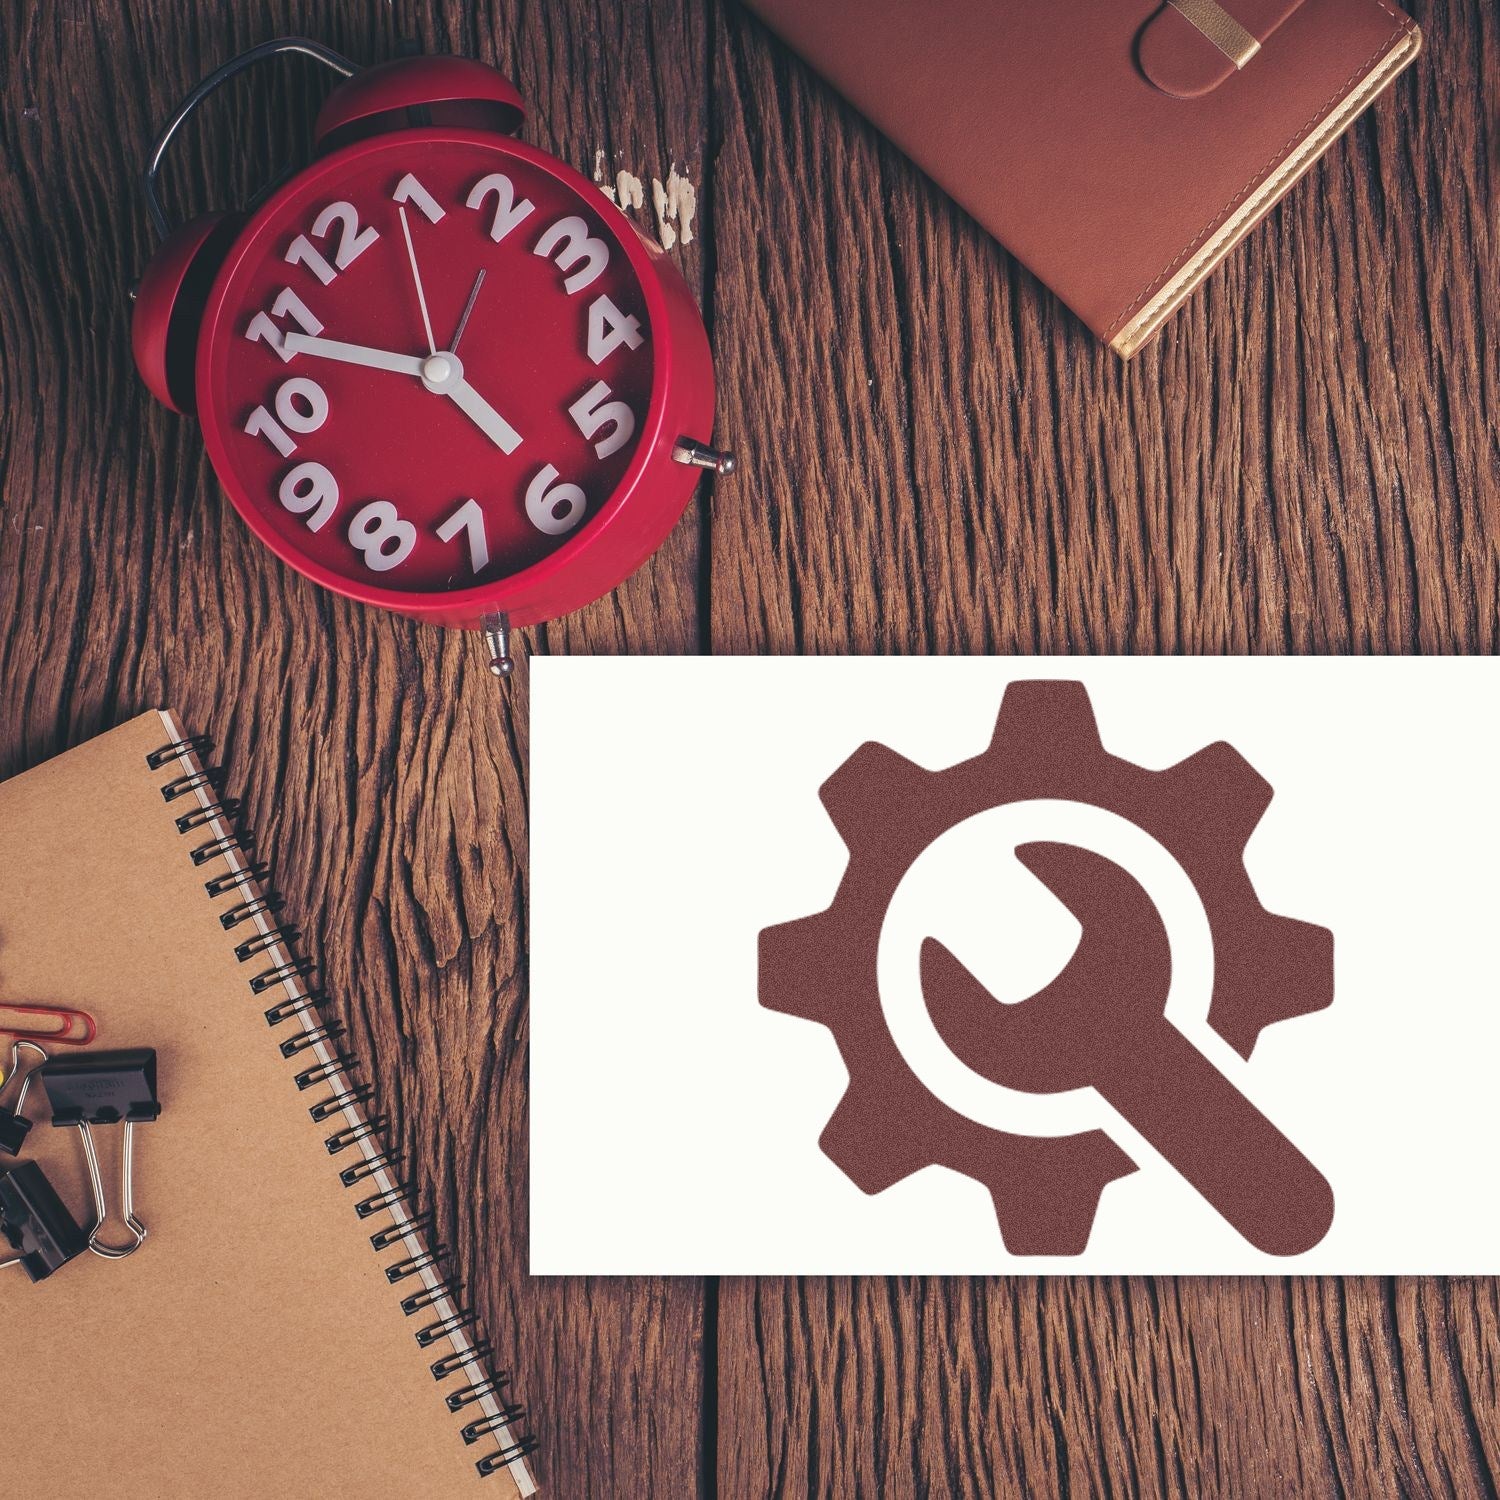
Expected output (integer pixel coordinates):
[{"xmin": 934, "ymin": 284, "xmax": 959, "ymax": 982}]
[{"xmin": 200, "ymin": 132, "xmax": 674, "ymax": 622}]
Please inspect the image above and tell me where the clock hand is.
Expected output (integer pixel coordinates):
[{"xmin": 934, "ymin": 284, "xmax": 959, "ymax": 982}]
[
  {"xmin": 449, "ymin": 269, "xmax": 486, "ymax": 356},
  {"xmin": 397, "ymin": 203, "xmax": 438, "ymax": 356},
  {"xmin": 282, "ymin": 334, "xmax": 426, "ymax": 376},
  {"xmin": 413, "ymin": 347, "xmax": 522, "ymax": 454},
  {"xmin": 284, "ymin": 335, "xmax": 520, "ymax": 451},
  {"xmin": 442, "ymin": 372, "xmax": 523, "ymax": 455}
]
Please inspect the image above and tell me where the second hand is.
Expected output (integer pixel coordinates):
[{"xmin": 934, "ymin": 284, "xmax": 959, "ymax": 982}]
[{"xmin": 450, "ymin": 269, "xmax": 486, "ymax": 356}]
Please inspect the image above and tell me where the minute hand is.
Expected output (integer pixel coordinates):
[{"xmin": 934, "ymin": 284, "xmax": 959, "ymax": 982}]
[{"xmin": 283, "ymin": 334, "xmax": 426, "ymax": 376}]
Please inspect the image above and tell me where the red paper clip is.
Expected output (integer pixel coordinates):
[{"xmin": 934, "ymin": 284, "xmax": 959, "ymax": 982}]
[{"xmin": 0, "ymin": 1003, "xmax": 97, "ymax": 1047}]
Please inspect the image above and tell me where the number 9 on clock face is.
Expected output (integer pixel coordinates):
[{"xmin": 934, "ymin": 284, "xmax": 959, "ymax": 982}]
[{"xmin": 195, "ymin": 130, "xmax": 712, "ymax": 628}]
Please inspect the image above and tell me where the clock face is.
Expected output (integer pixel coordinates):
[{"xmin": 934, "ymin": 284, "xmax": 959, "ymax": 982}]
[{"xmin": 197, "ymin": 132, "xmax": 660, "ymax": 606}]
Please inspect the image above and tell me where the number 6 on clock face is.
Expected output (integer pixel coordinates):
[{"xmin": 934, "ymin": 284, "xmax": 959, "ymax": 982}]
[{"xmin": 526, "ymin": 465, "xmax": 586, "ymax": 536}]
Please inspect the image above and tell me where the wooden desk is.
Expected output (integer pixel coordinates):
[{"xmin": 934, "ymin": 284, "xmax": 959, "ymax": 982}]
[{"xmin": 1, "ymin": 2, "xmax": 1495, "ymax": 1493}]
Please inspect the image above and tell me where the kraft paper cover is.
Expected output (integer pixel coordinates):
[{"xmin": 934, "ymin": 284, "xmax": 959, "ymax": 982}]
[{"xmin": 0, "ymin": 712, "xmax": 528, "ymax": 1498}]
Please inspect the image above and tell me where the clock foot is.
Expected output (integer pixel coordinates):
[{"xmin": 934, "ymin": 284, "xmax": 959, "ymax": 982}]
[
  {"xmin": 481, "ymin": 611, "xmax": 516, "ymax": 679},
  {"xmin": 671, "ymin": 438, "xmax": 736, "ymax": 476}
]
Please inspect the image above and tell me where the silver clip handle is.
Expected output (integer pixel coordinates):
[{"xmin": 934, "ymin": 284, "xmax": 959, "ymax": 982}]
[{"xmin": 77, "ymin": 1120, "xmax": 149, "ymax": 1260}]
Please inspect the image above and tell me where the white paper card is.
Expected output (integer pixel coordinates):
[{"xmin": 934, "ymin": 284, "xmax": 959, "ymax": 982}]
[{"xmin": 530, "ymin": 657, "xmax": 1500, "ymax": 1274}]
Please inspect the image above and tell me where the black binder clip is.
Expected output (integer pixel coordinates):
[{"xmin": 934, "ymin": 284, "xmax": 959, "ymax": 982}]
[
  {"xmin": 0, "ymin": 1161, "xmax": 88, "ymax": 1281},
  {"xmin": 0, "ymin": 1041, "xmax": 48, "ymax": 1156},
  {"xmin": 41, "ymin": 1048, "xmax": 161, "ymax": 1259}
]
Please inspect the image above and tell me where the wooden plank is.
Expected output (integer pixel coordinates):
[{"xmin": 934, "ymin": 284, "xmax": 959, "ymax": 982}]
[
  {"xmin": 720, "ymin": 1276, "xmax": 1500, "ymax": 1497},
  {"xmin": 710, "ymin": 0, "xmax": 1500, "ymax": 1495},
  {"xmin": 0, "ymin": 2, "xmax": 713, "ymax": 1494}
]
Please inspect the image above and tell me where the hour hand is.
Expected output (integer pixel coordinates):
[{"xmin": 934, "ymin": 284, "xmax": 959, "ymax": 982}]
[
  {"xmin": 283, "ymin": 334, "xmax": 426, "ymax": 377},
  {"xmin": 444, "ymin": 376, "xmax": 523, "ymax": 455},
  {"xmin": 416, "ymin": 350, "xmax": 523, "ymax": 455}
]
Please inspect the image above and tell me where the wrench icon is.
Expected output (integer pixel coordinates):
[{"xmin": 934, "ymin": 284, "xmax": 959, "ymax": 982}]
[{"xmin": 921, "ymin": 842, "xmax": 1335, "ymax": 1256}]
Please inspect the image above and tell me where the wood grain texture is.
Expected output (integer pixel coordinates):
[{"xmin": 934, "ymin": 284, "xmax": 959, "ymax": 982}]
[
  {"xmin": 0, "ymin": 0, "xmax": 1496, "ymax": 1496},
  {"xmin": 710, "ymin": 2, "xmax": 1499, "ymax": 660}
]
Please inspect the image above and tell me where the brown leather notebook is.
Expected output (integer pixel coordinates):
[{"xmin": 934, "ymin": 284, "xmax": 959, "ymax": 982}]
[
  {"xmin": 0, "ymin": 714, "xmax": 535, "ymax": 1497},
  {"xmin": 743, "ymin": 0, "xmax": 1420, "ymax": 354}
]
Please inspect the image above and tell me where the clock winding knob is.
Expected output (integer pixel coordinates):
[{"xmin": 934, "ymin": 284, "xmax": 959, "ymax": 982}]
[
  {"xmin": 482, "ymin": 612, "xmax": 516, "ymax": 679},
  {"xmin": 671, "ymin": 438, "xmax": 736, "ymax": 476}
]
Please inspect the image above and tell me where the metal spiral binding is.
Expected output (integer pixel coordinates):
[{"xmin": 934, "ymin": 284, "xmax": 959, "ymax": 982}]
[
  {"xmin": 478, "ymin": 1437, "xmax": 540, "ymax": 1476},
  {"xmin": 145, "ymin": 731, "xmax": 537, "ymax": 1483},
  {"xmin": 146, "ymin": 735, "xmax": 212, "ymax": 770},
  {"xmin": 294, "ymin": 1053, "xmax": 356, "ymax": 1089},
  {"xmin": 234, "ymin": 925, "xmax": 300, "ymax": 961},
  {"xmin": 339, "ymin": 1148, "xmax": 401, "ymax": 1187},
  {"xmin": 447, "ymin": 1373, "xmax": 511, "ymax": 1412},
  {"xmin": 356, "ymin": 1181, "xmax": 415, "ymax": 1219},
  {"xmin": 192, "ymin": 831, "xmax": 254, "ymax": 866},
  {"xmin": 249, "ymin": 957, "xmax": 316, "ymax": 995},
  {"xmin": 373, "ymin": 1210, "xmax": 435, "ymax": 1253},
  {"xmin": 324, "ymin": 1115, "xmax": 384, "ymax": 1154},
  {"xmin": 386, "ymin": 1245, "xmax": 449, "ymax": 1283},
  {"xmin": 219, "ymin": 891, "xmax": 282, "ymax": 930},
  {"xmin": 205, "ymin": 862, "xmax": 270, "ymax": 899},
  {"xmin": 432, "ymin": 1340, "xmax": 492, "ymax": 1380},
  {"xmin": 160, "ymin": 767, "xmax": 224, "ymax": 803},
  {"xmin": 400, "ymin": 1276, "xmax": 464, "ymax": 1316},
  {"xmin": 308, "ymin": 1084, "xmax": 374, "ymax": 1123},
  {"xmin": 265, "ymin": 989, "xmax": 325, "ymax": 1027},
  {"xmin": 177, "ymin": 798, "xmax": 242, "ymax": 835},
  {"xmin": 416, "ymin": 1310, "xmax": 480, "ymax": 1347},
  {"xmin": 282, "ymin": 1022, "xmax": 345, "ymax": 1059},
  {"xmin": 463, "ymin": 1405, "xmax": 527, "ymax": 1443}
]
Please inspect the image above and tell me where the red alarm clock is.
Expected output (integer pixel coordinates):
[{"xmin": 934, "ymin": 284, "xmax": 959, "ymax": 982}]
[{"xmin": 132, "ymin": 39, "xmax": 732, "ymax": 675}]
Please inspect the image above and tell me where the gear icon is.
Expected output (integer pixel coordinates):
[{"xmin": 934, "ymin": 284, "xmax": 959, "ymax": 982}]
[{"xmin": 758, "ymin": 679, "xmax": 1334, "ymax": 1255}]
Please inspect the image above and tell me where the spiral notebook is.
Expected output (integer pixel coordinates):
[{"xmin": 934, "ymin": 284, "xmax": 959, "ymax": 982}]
[{"xmin": 0, "ymin": 711, "xmax": 536, "ymax": 1497}]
